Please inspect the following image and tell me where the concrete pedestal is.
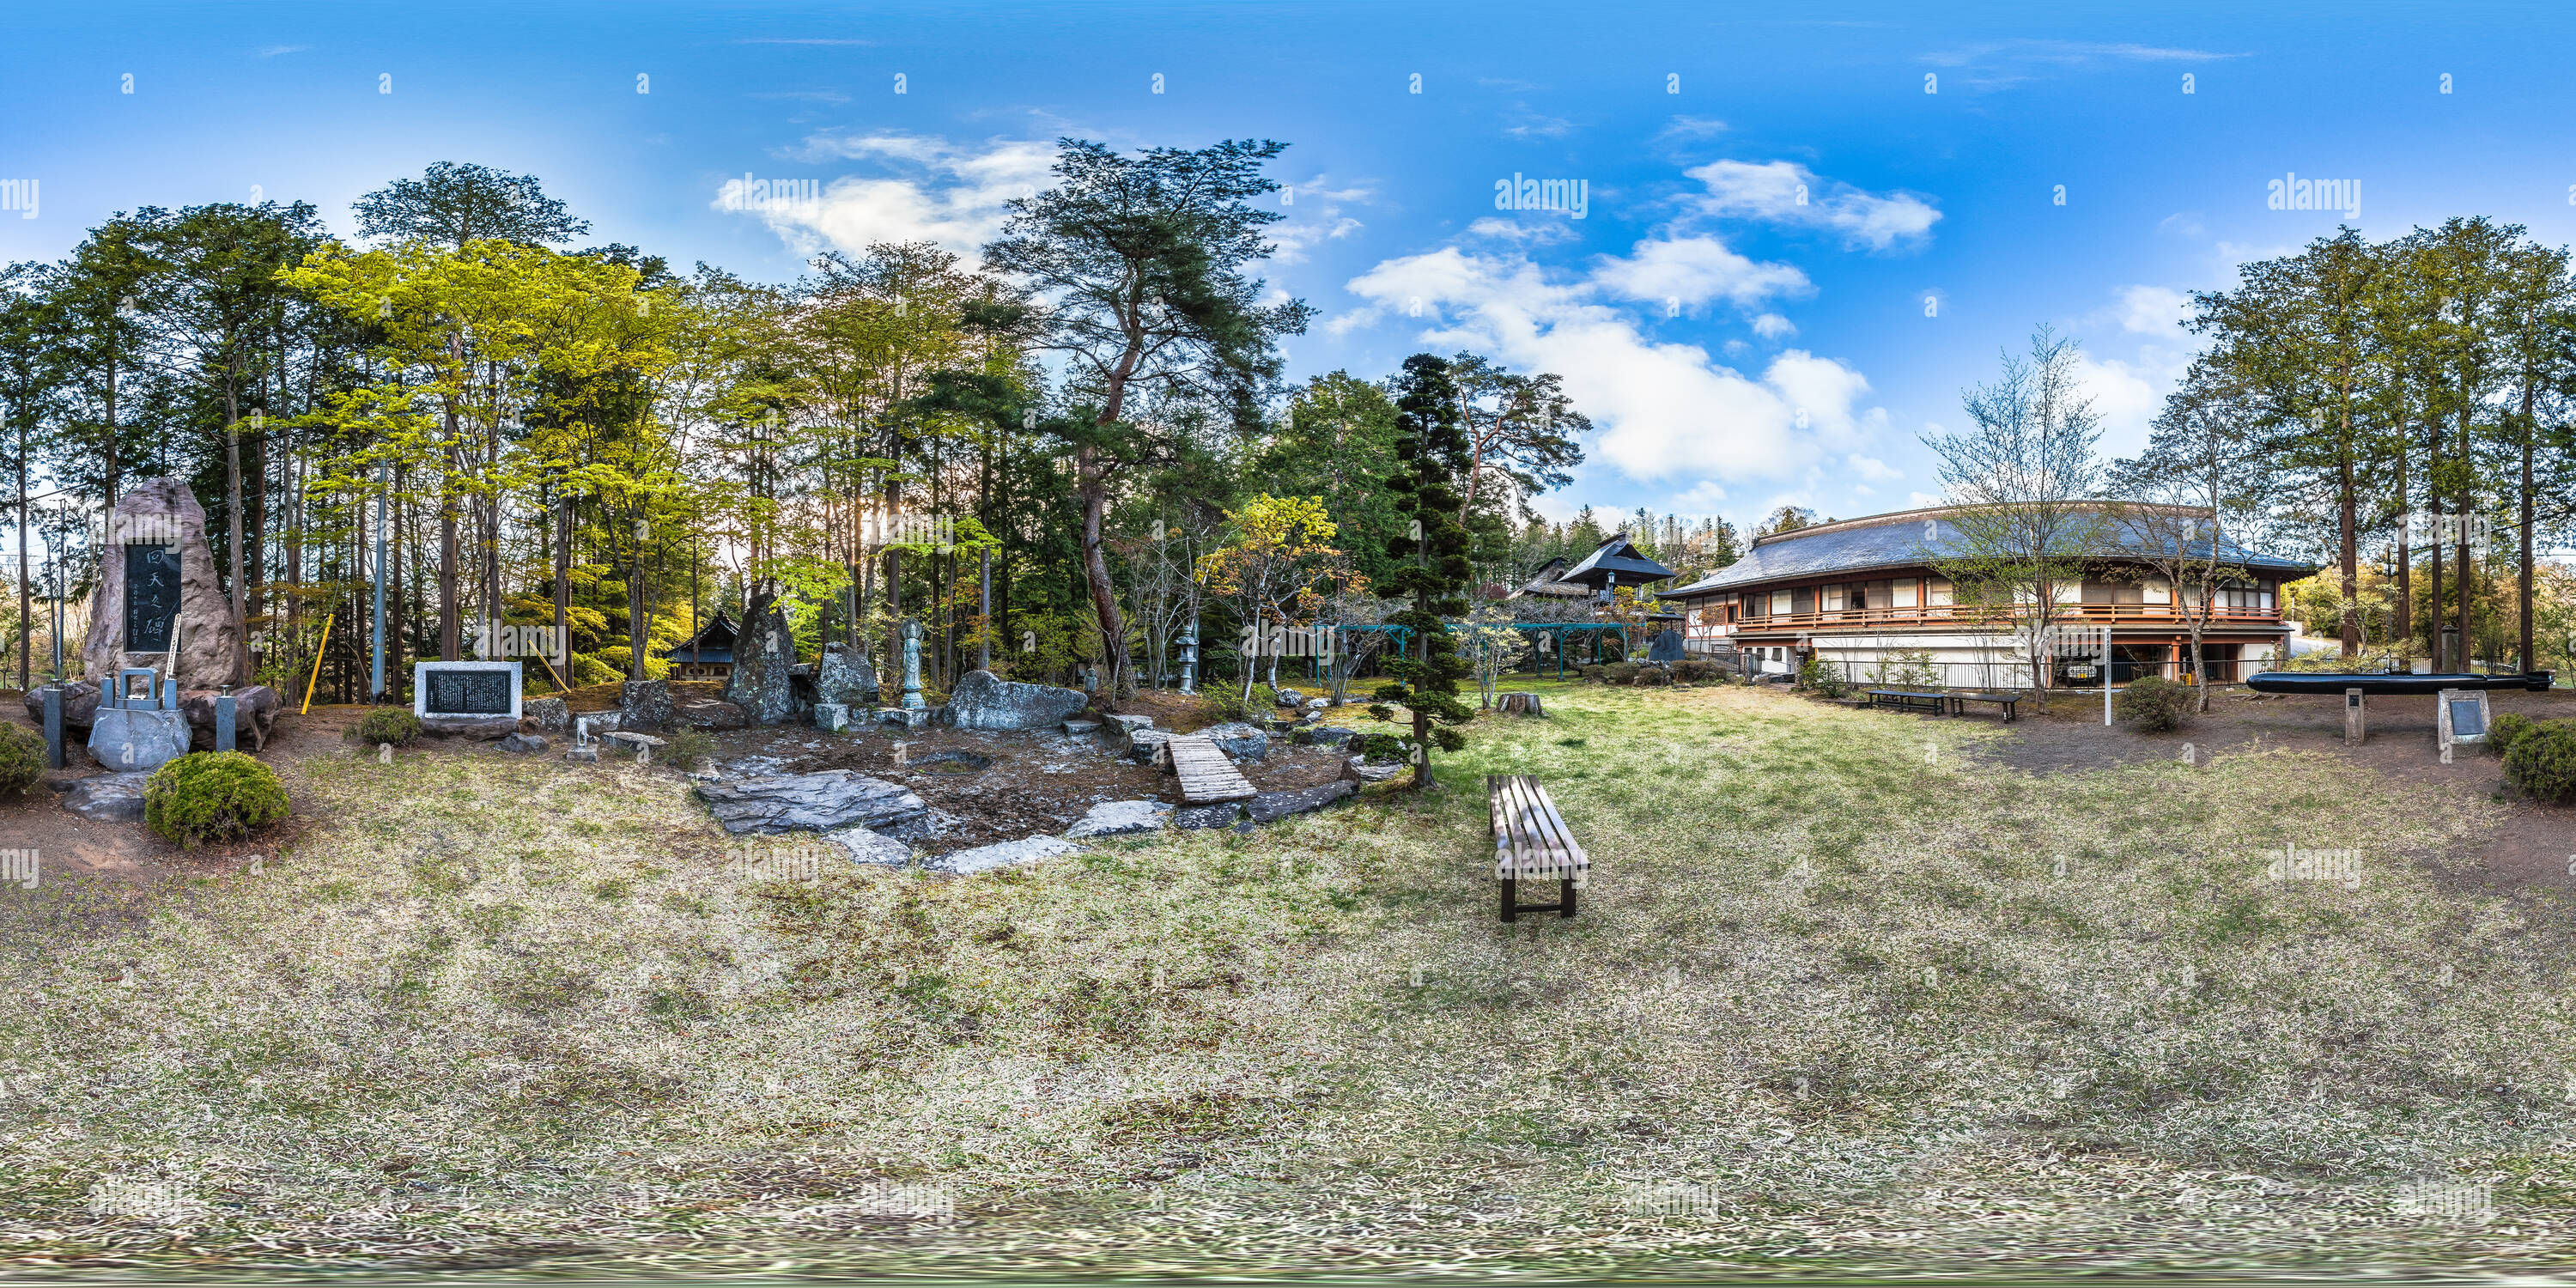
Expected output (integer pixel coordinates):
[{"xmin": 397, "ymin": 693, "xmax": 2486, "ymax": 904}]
[{"xmin": 2344, "ymin": 688, "xmax": 2365, "ymax": 746}]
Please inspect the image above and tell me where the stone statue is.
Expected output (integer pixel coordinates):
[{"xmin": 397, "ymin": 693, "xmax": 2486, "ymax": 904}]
[{"xmin": 900, "ymin": 619, "xmax": 925, "ymax": 711}]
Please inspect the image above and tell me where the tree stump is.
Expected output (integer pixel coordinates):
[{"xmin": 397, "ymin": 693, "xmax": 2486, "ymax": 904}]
[{"xmin": 1497, "ymin": 691, "xmax": 1546, "ymax": 717}]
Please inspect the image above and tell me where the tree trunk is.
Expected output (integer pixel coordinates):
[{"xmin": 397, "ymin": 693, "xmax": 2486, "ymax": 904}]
[
  {"xmin": 2519, "ymin": 385, "xmax": 2536, "ymax": 672},
  {"xmin": 1076, "ymin": 441, "xmax": 1128, "ymax": 696},
  {"xmin": 438, "ymin": 483, "xmax": 459, "ymax": 660},
  {"xmin": 2394, "ymin": 422, "xmax": 2412, "ymax": 655},
  {"xmin": 554, "ymin": 486, "xmax": 571, "ymax": 683}
]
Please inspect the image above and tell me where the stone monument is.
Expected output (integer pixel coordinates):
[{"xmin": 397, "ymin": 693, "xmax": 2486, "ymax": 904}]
[
  {"xmin": 817, "ymin": 641, "xmax": 878, "ymax": 707},
  {"xmin": 80, "ymin": 477, "xmax": 247, "ymax": 689},
  {"xmin": 723, "ymin": 592, "xmax": 804, "ymax": 725},
  {"xmin": 412, "ymin": 660, "xmax": 522, "ymax": 737}
]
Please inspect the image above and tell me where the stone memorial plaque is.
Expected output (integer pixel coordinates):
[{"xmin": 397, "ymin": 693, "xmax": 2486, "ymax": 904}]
[
  {"xmin": 124, "ymin": 544, "xmax": 180, "ymax": 653},
  {"xmin": 412, "ymin": 660, "xmax": 524, "ymax": 726},
  {"xmin": 2448, "ymin": 696, "xmax": 2486, "ymax": 740},
  {"xmin": 428, "ymin": 670, "xmax": 513, "ymax": 715}
]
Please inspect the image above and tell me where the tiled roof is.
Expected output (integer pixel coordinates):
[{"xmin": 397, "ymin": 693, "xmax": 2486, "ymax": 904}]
[
  {"xmin": 1560, "ymin": 533, "xmax": 1676, "ymax": 585},
  {"xmin": 1656, "ymin": 505, "xmax": 2316, "ymax": 599}
]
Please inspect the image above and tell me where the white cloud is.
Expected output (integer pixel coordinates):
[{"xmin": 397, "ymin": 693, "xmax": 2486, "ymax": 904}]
[
  {"xmin": 1267, "ymin": 175, "xmax": 1372, "ymax": 264},
  {"xmin": 1846, "ymin": 453, "xmax": 1901, "ymax": 482},
  {"xmin": 1752, "ymin": 313, "xmax": 1797, "ymax": 340},
  {"xmin": 1591, "ymin": 236, "xmax": 1810, "ymax": 309},
  {"xmin": 721, "ymin": 133, "xmax": 1057, "ymax": 257},
  {"xmin": 1342, "ymin": 246, "xmax": 1885, "ymax": 482},
  {"xmin": 2108, "ymin": 283, "xmax": 2191, "ymax": 338},
  {"xmin": 1681, "ymin": 159, "xmax": 1941, "ymax": 252},
  {"xmin": 1668, "ymin": 479, "xmax": 1732, "ymax": 513},
  {"xmin": 1908, "ymin": 490, "xmax": 1944, "ymax": 508}
]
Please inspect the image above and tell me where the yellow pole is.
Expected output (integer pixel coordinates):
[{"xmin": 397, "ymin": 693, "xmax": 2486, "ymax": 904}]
[{"xmin": 301, "ymin": 613, "xmax": 333, "ymax": 715}]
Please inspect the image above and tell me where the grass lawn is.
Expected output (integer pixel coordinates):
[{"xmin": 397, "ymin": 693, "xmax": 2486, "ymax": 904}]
[{"xmin": 4, "ymin": 679, "xmax": 2574, "ymax": 1278}]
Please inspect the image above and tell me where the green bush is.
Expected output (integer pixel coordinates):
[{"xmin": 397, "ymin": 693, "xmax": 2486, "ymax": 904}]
[
  {"xmin": 350, "ymin": 707, "xmax": 423, "ymax": 747},
  {"xmin": 2488, "ymin": 711, "xmax": 2536, "ymax": 758},
  {"xmin": 661, "ymin": 727, "xmax": 716, "ymax": 766},
  {"xmin": 571, "ymin": 653, "xmax": 622, "ymax": 686},
  {"xmin": 144, "ymin": 752, "xmax": 291, "ymax": 848},
  {"xmin": 2115, "ymin": 676, "xmax": 2196, "ymax": 732},
  {"xmin": 2505, "ymin": 720, "xmax": 2576, "ymax": 805},
  {"xmin": 0, "ymin": 723, "xmax": 43, "ymax": 798},
  {"xmin": 1633, "ymin": 665, "xmax": 1674, "ymax": 687},
  {"xmin": 1798, "ymin": 659, "xmax": 1851, "ymax": 699},
  {"xmin": 1604, "ymin": 662, "xmax": 1641, "ymax": 685}
]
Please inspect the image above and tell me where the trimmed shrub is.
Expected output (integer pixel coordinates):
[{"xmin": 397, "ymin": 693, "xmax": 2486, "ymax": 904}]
[
  {"xmin": 1603, "ymin": 662, "xmax": 1641, "ymax": 685},
  {"xmin": 144, "ymin": 752, "xmax": 290, "ymax": 848},
  {"xmin": 2488, "ymin": 712, "xmax": 2536, "ymax": 758},
  {"xmin": 1633, "ymin": 665, "xmax": 1674, "ymax": 687},
  {"xmin": 2505, "ymin": 720, "xmax": 2576, "ymax": 805},
  {"xmin": 0, "ymin": 723, "xmax": 43, "ymax": 798},
  {"xmin": 2115, "ymin": 676, "xmax": 2196, "ymax": 732},
  {"xmin": 351, "ymin": 707, "xmax": 423, "ymax": 747}
]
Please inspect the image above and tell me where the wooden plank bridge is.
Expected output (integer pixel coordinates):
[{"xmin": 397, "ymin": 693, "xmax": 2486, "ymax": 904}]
[{"xmin": 1163, "ymin": 732, "xmax": 1256, "ymax": 804}]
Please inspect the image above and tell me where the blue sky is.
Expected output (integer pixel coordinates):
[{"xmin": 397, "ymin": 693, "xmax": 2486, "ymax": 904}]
[{"xmin": 6, "ymin": 1, "xmax": 2573, "ymax": 537}]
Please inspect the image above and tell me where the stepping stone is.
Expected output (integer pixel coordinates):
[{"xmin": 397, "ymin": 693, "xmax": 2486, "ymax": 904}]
[
  {"xmin": 695, "ymin": 770, "xmax": 929, "ymax": 835},
  {"xmin": 1063, "ymin": 719, "xmax": 1102, "ymax": 736},
  {"xmin": 1122, "ymin": 726, "xmax": 1174, "ymax": 763},
  {"xmin": 932, "ymin": 835, "xmax": 1083, "ymax": 875},
  {"xmin": 1105, "ymin": 714, "xmax": 1154, "ymax": 734},
  {"xmin": 497, "ymin": 732, "xmax": 549, "ymax": 755},
  {"xmin": 825, "ymin": 825, "xmax": 913, "ymax": 866},
  {"xmin": 1199, "ymin": 722, "xmax": 1270, "ymax": 761},
  {"xmin": 1246, "ymin": 781, "xmax": 1353, "ymax": 823},
  {"xmin": 63, "ymin": 772, "xmax": 149, "ymax": 823},
  {"xmin": 1065, "ymin": 799, "xmax": 1172, "ymax": 839}
]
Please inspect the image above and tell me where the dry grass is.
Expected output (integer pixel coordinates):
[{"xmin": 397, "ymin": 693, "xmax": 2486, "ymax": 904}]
[{"xmin": 4, "ymin": 683, "xmax": 2576, "ymax": 1278}]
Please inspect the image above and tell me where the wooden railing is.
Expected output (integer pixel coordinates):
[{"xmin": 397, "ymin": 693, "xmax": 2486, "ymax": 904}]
[{"xmin": 1719, "ymin": 603, "xmax": 2280, "ymax": 631}]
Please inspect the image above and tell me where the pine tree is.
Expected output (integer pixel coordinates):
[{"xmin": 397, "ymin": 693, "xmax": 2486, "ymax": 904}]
[{"xmin": 1369, "ymin": 354, "xmax": 1476, "ymax": 790}]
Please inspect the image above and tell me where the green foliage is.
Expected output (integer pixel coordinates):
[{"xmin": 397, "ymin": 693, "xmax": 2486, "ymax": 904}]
[
  {"xmin": 1603, "ymin": 662, "xmax": 1640, "ymax": 685},
  {"xmin": 1799, "ymin": 659, "xmax": 1852, "ymax": 699},
  {"xmin": 2115, "ymin": 676, "xmax": 2196, "ymax": 732},
  {"xmin": 2505, "ymin": 720, "xmax": 2576, "ymax": 804},
  {"xmin": 571, "ymin": 653, "xmax": 622, "ymax": 686},
  {"xmin": 0, "ymin": 724, "xmax": 43, "ymax": 798},
  {"xmin": 350, "ymin": 708, "xmax": 423, "ymax": 746},
  {"xmin": 1633, "ymin": 665, "xmax": 1674, "ymax": 688},
  {"xmin": 2488, "ymin": 711, "xmax": 2536, "ymax": 757},
  {"xmin": 661, "ymin": 728, "xmax": 716, "ymax": 767},
  {"xmin": 144, "ymin": 752, "xmax": 291, "ymax": 848},
  {"xmin": 1367, "ymin": 354, "xmax": 1479, "ymax": 787}
]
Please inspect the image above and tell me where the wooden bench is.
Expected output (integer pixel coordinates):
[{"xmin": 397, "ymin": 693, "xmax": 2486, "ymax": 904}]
[
  {"xmin": 1866, "ymin": 689, "xmax": 1948, "ymax": 715},
  {"xmin": 1489, "ymin": 774, "xmax": 1588, "ymax": 922},
  {"xmin": 1948, "ymin": 690, "xmax": 2022, "ymax": 722}
]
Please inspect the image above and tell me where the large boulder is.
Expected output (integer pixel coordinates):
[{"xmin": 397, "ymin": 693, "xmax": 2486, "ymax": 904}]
[
  {"xmin": 80, "ymin": 477, "xmax": 248, "ymax": 688},
  {"xmin": 672, "ymin": 696, "xmax": 747, "ymax": 730},
  {"xmin": 524, "ymin": 696, "xmax": 571, "ymax": 732},
  {"xmin": 618, "ymin": 680, "xmax": 672, "ymax": 731},
  {"xmin": 88, "ymin": 708, "xmax": 189, "ymax": 772},
  {"xmin": 1342, "ymin": 755, "xmax": 1407, "ymax": 786},
  {"xmin": 723, "ymin": 593, "xmax": 805, "ymax": 726},
  {"xmin": 817, "ymin": 643, "xmax": 878, "ymax": 707},
  {"xmin": 176, "ymin": 685, "xmax": 282, "ymax": 751},
  {"xmin": 1200, "ymin": 722, "xmax": 1270, "ymax": 762},
  {"xmin": 941, "ymin": 669, "xmax": 1089, "ymax": 732},
  {"xmin": 22, "ymin": 681, "xmax": 100, "ymax": 732},
  {"xmin": 695, "ymin": 770, "xmax": 927, "ymax": 835}
]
